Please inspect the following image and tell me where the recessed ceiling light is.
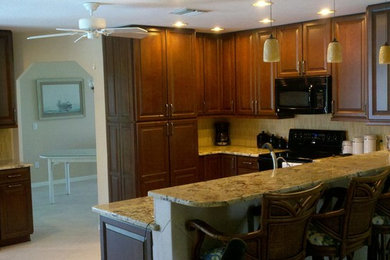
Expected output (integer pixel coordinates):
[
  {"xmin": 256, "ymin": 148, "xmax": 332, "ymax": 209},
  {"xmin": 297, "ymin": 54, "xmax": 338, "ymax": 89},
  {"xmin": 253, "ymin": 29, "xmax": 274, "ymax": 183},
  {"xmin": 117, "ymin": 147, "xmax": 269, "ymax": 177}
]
[
  {"xmin": 317, "ymin": 8, "xmax": 335, "ymax": 16},
  {"xmin": 211, "ymin": 26, "xmax": 224, "ymax": 32},
  {"xmin": 173, "ymin": 21, "xmax": 188, "ymax": 27},
  {"xmin": 253, "ymin": 1, "xmax": 273, "ymax": 7},
  {"xmin": 259, "ymin": 18, "xmax": 275, "ymax": 24}
]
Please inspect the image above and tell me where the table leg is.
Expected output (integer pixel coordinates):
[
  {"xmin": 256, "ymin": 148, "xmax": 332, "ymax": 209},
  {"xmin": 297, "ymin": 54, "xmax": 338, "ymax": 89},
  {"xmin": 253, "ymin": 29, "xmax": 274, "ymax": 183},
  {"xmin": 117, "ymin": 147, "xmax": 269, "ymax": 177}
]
[
  {"xmin": 48, "ymin": 159, "xmax": 55, "ymax": 204},
  {"xmin": 65, "ymin": 162, "xmax": 71, "ymax": 195}
]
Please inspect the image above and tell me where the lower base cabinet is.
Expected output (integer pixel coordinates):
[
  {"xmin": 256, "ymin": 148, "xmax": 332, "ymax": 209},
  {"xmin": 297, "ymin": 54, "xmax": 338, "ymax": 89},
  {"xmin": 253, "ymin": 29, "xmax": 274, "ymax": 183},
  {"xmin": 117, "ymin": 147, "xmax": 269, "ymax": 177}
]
[
  {"xmin": 100, "ymin": 216, "xmax": 153, "ymax": 260},
  {"xmin": 0, "ymin": 167, "xmax": 33, "ymax": 246}
]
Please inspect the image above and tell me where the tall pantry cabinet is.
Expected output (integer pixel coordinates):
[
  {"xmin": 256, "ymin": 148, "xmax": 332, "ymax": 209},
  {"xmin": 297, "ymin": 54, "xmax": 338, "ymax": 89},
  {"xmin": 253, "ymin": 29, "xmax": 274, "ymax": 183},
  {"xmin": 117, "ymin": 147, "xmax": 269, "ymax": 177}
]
[{"xmin": 103, "ymin": 29, "xmax": 199, "ymax": 201}]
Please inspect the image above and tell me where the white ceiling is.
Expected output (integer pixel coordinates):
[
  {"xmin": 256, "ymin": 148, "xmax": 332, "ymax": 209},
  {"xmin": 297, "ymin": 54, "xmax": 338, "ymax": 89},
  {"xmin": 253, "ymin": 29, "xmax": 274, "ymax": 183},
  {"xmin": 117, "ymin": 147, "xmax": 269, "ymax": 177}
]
[{"xmin": 1, "ymin": 0, "xmax": 387, "ymax": 33}]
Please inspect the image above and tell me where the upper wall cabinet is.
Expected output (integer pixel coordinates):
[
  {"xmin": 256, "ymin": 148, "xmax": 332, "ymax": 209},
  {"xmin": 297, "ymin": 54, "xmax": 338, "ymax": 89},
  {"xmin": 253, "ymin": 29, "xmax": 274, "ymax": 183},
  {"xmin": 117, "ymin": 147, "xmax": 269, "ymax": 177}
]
[
  {"xmin": 133, "ymin": 28, "xmax": 196, "ymax": 121},
  {"xmin": 235, "ymin": 29, "xmax": 277, "ymax": 117},
  {"xmin": 331, "ymin": 14, "xmax": 367, "ymax": 121},
  {"xmin": 0, "ymin": 30, "xmax": 16, "ymax": 128},
  {"xmin": 195, "ymin": 33, "xmax": 235, "ymax": 115},
  {"xmin": 367, "ymin": 3, "xmax": 390, "ymax": 122},
  {"xmin": 277, "ymin": 20, "xmax": 331, "ymax": 78}
]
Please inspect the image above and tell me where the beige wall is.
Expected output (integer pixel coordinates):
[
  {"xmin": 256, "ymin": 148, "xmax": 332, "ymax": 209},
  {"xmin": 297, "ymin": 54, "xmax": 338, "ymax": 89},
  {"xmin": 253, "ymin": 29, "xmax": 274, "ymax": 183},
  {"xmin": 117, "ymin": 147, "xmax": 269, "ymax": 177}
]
[
  {"xmin": 199, "ymin": 115, "xmax": 390, "ymax": 150},
  {"xmin": 12, "ymin": 32, "xmax": 109, "ymax": 203}
]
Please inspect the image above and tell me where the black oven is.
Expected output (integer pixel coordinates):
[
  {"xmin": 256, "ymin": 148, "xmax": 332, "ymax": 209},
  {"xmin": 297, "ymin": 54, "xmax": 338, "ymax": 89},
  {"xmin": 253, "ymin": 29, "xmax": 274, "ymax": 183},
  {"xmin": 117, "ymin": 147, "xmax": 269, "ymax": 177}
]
[{"xmin": 275, "ymin": 76, "xmax": 332, "ymax": 115}]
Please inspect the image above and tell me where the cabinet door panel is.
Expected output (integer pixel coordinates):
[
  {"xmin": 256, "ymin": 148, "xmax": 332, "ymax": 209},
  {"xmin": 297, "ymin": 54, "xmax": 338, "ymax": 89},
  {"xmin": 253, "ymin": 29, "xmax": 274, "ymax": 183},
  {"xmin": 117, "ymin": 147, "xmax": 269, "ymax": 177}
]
[
  {"xmin": 169, "ymin": 119, "xmax": 199, "ymax": 186},
  {"xmin": 235, "ymin": 31, "xmax": 255, "ymax": 115},
  {"xmin": 332, "ymin": 15, "xmax": 367, "ymax": 120},
  {"xmin": 107, "ymin": 123, "xmax": 122, "ymax": 201},
  {"xmin": 277, "ymin": 24, "xmax": 302, "ymax": 77},
  {"xmin": 134, "ymin": 30, "xmax": 168, "ymax": 121},
  {"xmin": 166, "ymin": 30, "xmax": 197, "ymax": 119},
  {"xmin": 203, "ymin": 155, "xmax": 222, "ymax": 181},
  {"xmin": 303, "ymin": 20, "xmax": 331, "ymax": 76},
  {"xmin": 220, "ymin": 34, "xmax": 236, "ymax": 114},
  {"xmin": 0, "ymin": 31, "xmax": 15, "ymax": 127},
  {"xmin": 203, "ymin": 36, "xmax": 221, "ymax": 114},
  {"xmin": 0, "ymin": 181, "xmax": 33, "ymax": 240},
  {"xmin": 255, "ymin": 30, "xmax": 277, "ymax": 116},
  {"xmin": 195, "ymin": 36, "xmax": 205, "ymax": 114},
  {"xmin": 136, "ymin": 121, "xmax": 170, "ymax": 196},
  {"xmin": 220, "ymin": 155, "xmax": 236, "ymax": 177}
]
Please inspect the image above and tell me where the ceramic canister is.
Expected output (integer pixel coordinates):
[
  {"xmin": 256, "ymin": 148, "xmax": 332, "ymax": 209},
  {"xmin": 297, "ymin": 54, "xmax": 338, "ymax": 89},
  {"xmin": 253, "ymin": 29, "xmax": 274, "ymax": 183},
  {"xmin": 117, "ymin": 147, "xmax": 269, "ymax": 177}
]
[
  {"xmin": 352, "ymin": 137, "xmax": 364, "ymax": 155},
  {"xmin": 363, "ymin": 135, "xmax": 376, "ymax": 154},
  {"xmin": 342, "ymin": 140, "xmax": 352, "ymax": 154}
]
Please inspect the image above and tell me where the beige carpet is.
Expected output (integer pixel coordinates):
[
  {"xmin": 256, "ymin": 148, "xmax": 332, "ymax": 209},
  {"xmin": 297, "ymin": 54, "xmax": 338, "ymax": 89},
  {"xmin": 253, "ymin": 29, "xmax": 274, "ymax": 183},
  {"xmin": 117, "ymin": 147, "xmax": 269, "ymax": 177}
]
[{"xmin": 0, "ymin": 179, "xmax": 100, "ymax": 260}]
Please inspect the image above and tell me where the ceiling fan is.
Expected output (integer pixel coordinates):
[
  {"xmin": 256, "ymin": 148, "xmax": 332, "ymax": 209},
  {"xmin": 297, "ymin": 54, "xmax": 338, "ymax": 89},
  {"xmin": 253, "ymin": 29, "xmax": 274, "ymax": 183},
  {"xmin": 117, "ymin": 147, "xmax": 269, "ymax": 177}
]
[{"xmin": 27, "ymin": 2, "xmax": 148, "ymax": 43}]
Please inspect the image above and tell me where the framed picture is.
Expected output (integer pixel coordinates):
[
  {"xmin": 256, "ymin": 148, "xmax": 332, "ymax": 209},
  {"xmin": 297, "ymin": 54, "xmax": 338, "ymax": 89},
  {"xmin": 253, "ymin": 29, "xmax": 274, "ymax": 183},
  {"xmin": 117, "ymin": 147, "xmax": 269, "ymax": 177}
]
[{"xmin": 37, "ymin": 78, "xmax": 85, "ymax": 120}]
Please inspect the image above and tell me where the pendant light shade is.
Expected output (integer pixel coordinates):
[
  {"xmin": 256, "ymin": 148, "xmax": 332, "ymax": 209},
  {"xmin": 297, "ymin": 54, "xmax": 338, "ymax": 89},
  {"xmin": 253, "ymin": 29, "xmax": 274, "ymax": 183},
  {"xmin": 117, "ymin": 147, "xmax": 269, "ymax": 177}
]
[
  {"xmin": 327, "ymin": 38, "xmax": 342, "ymax": 63},
  {"xmin": 264, "ymin": 34, "xmax": 280, "ymax": 62},
  {"xmin": 379, "ymin": 42, "xmax": 390, "ymax": 64}
]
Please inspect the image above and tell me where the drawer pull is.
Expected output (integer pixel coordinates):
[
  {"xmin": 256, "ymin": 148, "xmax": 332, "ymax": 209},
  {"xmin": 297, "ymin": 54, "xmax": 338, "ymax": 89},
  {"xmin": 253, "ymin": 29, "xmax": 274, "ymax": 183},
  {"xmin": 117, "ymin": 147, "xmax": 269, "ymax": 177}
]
[
  {"xmin": 7, "ymin": 174, "xmax": 22, "ymax": 178},
  {"xmin": 8, "ymin": 184, "xmax": 22, "ymax": 188},
  {"xmin": 242, "ymin": 161, "xmax": 253, "ymax": 165}
]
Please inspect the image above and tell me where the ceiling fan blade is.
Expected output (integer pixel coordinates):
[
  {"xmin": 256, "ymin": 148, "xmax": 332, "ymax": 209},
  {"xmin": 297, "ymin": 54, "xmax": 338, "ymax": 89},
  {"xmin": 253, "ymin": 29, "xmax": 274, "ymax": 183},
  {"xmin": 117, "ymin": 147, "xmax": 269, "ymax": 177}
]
[
  {"xmin": 74, "ymin": 34, "xmax": 88, "ymax": 43},
  {"xmin": 105, "ymin": 27, "xmax": 148, "ymax": 33},
  {"xmin": 56, "ymin": 28, "xmax": 88, "ymax": 33},
  {"xmin": 27, "ymin": 32, "xmax": 78, "ymax": 40},
  {"xmin": 102, "ymin": 27, "xmax": 148, "ymax": 39}
]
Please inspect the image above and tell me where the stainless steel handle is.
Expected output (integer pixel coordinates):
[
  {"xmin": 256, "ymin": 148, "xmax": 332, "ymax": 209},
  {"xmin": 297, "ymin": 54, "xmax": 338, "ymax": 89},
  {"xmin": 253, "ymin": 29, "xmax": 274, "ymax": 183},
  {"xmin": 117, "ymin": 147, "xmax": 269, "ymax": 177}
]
[
  {"xmin": 297, "ymin": 61, "xmax": 301, "ymax": 75},
  {"xmin": 251, "ymin": 100, "xmax": 255, "ymax": 114},
  {"xmin": 242, "ymin": 161, "xmax": 253, "ymax": 165},
  {"xmin": 170, "ymin": 104, "xmax": 174, "ymax": 117},
  {"xmin": 165, "ymin": 104, "xmax": 169, "ymax": 117},
  {"xmin": 302, "ymin": 60, "xmax": 306, "ymax": 75},
  {"xmin": 7, "ymin": 174, "xmax": 22, "ymax": 178},
  {"xmin": 255, "ymin": 100, "xmax": 258, "ymax": 115},
  {"xmin": 170, "ymin": 122, "xmax": 174, "ymax": 136},
  {"xmin": 13, "ymin": 108, "xmax": 17, "ymax": 122},
  {"xmin": 166, "ymin": 122, "xmax": 170, "ymax": 136},
  {"xmin": 8, "ymin": 184, "xmax": 22, "ymax": 188},
  {"xmin": 203, "ymin": 100, "xmax": 206, "ymax": 112}
]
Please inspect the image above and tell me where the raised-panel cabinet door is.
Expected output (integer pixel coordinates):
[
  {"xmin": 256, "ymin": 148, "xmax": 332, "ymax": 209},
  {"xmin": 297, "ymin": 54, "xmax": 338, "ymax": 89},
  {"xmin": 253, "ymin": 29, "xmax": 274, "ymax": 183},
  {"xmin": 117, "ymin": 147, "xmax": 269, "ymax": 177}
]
[
  {"xmin": 166, "ymin": 30, "xmax": 197, "ymax": 119},
  {"xmin": 277, "ymin": 24, "xmax": 303, "ymax": 77},
  {"xmin": 195, "ymin": 36, "xmax": 205, "ymax": 115},
  {"xmin": 169, "ymin": 119, "xmax": 199, "ymax": 186},
  {"xmin": 332, "ymin": 14, "xmax": 367, "ymax": 120},
  {"xmin": 121, "ymin": 124, "xmax": 137, "ymax": 200},
  {"xmin": 203, "ymin": 155, "xmax": 222, "ymax": 181},
  {"xmin": 134, "ymin": 29, "xmax": 168, "ymax": 121},
  {"xmin": 203, "ymin": 36, "xmax": 221, "ymax": 114},
  {"xmin": 303, "ymin": 20, "xmax": 331, "ymax": 76},
  {"xmin": 0, "ymin": 30, "xmax": 15, "ymax": 128},
  {"xmin": 0, "ymin": 181, "xmax": 33, "ymax": 240},
  {"xmin": 136, "ymin": 121, "xmax": 170, "ymax": 197},
  {"xmin": 255, "ymin": 29, "xmax": 277, "ymax": 117},
  {"xmin": 235, "ymin": 31, "xmax": 256, "ymax": 115},
  {"xmin": 220, "ymin": 155, "xmax": 236, "ymax": 177},
  {"xmin": 220, "ymin": 34, "xmax": 236, "ymax": 114},
  {"xmin": 106, "ymin": 122, "xmax": 122, "ymax": 202}
]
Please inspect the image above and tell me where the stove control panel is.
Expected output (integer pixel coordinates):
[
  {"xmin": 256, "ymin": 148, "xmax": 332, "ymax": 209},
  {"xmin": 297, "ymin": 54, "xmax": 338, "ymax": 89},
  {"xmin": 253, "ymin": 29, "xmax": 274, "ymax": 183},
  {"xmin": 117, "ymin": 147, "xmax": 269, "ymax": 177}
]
[{"xmin": 288, "ymin": 129, "xmax": 346, "ymax": 152}]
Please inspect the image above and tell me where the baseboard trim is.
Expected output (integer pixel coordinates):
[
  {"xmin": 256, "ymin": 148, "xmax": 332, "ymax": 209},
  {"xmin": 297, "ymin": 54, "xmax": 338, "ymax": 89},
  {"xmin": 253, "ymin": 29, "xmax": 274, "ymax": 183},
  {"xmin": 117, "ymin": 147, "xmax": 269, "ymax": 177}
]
[{"xmin": 31, "ymin": 175, "xmax": 97, "ymax": 188}]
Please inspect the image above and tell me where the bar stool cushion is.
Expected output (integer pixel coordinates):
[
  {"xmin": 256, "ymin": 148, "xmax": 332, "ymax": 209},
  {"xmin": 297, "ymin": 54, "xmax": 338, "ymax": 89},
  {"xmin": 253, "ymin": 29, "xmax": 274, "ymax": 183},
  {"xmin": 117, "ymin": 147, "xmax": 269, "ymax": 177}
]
[
  {"xmin": 307, "ymin": 224, "xmax": 338, "ymax": 246},
  {"xmin": 201, "ymin": 247, "xmax": 224, "ymax": 260},
  {"xmin": 372, "ymin": 213, "xmax": 390, "ymax": 226}
]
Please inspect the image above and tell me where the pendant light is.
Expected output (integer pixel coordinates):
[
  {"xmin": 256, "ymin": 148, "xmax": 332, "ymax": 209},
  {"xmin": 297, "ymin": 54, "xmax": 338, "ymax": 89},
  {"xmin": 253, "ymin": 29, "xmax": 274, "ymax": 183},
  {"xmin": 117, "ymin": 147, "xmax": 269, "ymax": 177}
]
[
  {"xmin": 263, "ymin": 1, "xmax": 280, "ymax": 62},
  {"xmin": 327, "ymin": 0, "xmax": 342, "ymax": 63}
]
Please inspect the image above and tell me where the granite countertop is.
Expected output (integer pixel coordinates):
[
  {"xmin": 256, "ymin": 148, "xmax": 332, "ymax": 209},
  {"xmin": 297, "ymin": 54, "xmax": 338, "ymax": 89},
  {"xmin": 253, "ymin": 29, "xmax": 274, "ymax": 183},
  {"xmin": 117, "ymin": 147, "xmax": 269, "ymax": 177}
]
[
  {"xmin": 149, "ymin": 150, "xmax": 390, "ymax": 207},
  {"xmin": 92, "ymin": 196, "xmax": 159, "ymax": 231},
  {"xmin": 198, "ymin": 145, "xmax": 286, "ymax": 157},
  {"xmin": 0, "ymin": 160, "xmax": 31, "ymax": 171}
]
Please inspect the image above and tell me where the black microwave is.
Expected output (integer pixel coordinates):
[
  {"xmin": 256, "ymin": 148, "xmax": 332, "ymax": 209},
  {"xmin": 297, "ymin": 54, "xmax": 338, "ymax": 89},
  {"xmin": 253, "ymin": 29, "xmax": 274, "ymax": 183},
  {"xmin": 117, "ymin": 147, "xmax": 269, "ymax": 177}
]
[{"xmin": 275, "ymin": 75, "xmax": 332, "ymax": 115}]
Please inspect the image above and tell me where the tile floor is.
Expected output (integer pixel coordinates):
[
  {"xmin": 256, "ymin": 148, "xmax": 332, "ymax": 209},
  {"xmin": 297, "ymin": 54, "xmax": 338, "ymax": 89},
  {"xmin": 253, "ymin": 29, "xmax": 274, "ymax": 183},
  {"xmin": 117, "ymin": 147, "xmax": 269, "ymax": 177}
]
[{"xmin": 0, "ymin": 179, "xmax": 100, "ymax": 260}]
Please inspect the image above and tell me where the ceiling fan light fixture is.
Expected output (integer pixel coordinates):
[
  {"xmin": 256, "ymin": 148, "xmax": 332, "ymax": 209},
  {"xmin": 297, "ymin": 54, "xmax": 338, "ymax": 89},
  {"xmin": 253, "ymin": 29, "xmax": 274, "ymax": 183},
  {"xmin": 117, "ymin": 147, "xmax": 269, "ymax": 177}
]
[
  {"xmin": 253, "ymin": 1, "xmax": 273, "ymax": 7},
  {"xmin": 317, "ymin": 8, "xmax": 334, "ymax": 16},
  {"xmin": 211, "ymin": 26, "xmax": 224, "ymax": 32},
  {"xmin": 259, "ymin": 18, "xmax": 274, "ymax": 24},
  {"xmin": 79, "ymin": 17, "xmax": 106, "ymax": 30},
  {"xmin": 327, "ymin": 39, "xmax": 342, "ymax": 63},
  {"xmin": 264, "ymin": 34, "xmax": 280, "ymax": 62},
  {"xmin": 173, "ymin": 21, "xmax": 188, "ymax": 28},
  {"xmin": 379, "ymin": 42, "xmax": 390, "ymax": 64}
]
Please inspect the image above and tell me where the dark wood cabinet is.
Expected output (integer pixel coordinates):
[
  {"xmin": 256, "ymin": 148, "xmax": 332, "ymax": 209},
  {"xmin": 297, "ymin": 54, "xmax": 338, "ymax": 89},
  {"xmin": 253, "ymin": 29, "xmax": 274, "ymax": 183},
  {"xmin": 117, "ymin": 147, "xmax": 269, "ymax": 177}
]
[
  {"xmin": 202, "ymin": 154, "xmax": 237, "ymax": 181},
  {"xmin": 100, "ymin": 216, "xmax": 152, "ymax": 260},
  {"xmin": 332, "ymin": 14, "xmax": 367, "ymax": 121},
  {"xmin": 277, "ymin": 20, "xmax": 330, "ymax": 77},
  {"xmin": 0, "ymin": 167, "xmax": 33, "ymax": 246},
  {"xmin": 0, "ymin": 30, "xmax": 16, "ymax": 128},
  {"xmin": 196, "ymin": 33, "xmax": 235, "ymax": 115},
  {"xmin": 136, "ymin": 119, "xmax": 198, "ymax": 196},
  {"xmin": 235, "ymin": 30, "xmax": 277, "ymax": 117}
]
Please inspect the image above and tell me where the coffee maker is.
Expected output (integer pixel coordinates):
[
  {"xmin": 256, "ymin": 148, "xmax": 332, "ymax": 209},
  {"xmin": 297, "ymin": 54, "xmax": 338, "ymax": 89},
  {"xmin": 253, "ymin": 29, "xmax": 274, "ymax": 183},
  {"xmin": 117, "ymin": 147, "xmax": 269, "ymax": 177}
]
[{"xmin": 215, "ymin": 122, "xmax": 230, "ymax": 146}]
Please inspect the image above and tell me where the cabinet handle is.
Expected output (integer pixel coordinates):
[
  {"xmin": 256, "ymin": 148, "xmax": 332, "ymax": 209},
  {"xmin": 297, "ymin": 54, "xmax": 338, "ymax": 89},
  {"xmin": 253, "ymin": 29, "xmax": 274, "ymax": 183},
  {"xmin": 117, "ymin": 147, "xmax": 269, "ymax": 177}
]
[
  {"xmin": 170, "ymin": 122, "xmax": 174, "ymax": 136},
  {"xmin": 166, "ymin": 122, "xmax": 170, "ymax": 136},
  {"xmin": 363, "ymin": 104, "xmax": 367, "ymax": 113},
  {"xmin": 331, "ymin": 100, "xmax": 335, "ymax": 116},
  {"xmin": 13, "ymin": 108, "xmax": 17, "ymax": 122},
  {"xmin": 255, "ymin": 100, "xmax": 258, "ymax": 115},
  {"xmin": 7, "ymin": 174, "xmax": 22, "ymax": 178},
  {"xmin": 297, "ymin": 61, "xmax": 301, "ymax": 75},
  {"xmin": 170, "ymin": 104, "xmax": 174, "ymax": 117},
  {"xmin": 251, "ymin": 100, "xmax": 255, "ymax": 114},
  {"xmin": 242, "ymin": 161, "xmax": 253, "ymax": 165},
  {"xmin": 302, "ymin": 60, "xmax": 306, "ymax": 75},
  {"xmin": 8, "ymin": 184, "xmax": 22, "ymax": 188},
  {"xmin": 165, "ymin": 104, "xmax": 169, "ymax": 117}
]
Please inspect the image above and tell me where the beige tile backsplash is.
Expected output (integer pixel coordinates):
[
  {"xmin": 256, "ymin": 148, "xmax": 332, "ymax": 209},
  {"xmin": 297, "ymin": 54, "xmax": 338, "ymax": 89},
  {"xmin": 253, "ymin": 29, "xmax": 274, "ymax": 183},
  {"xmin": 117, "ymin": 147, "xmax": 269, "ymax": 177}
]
[
  {"xmin": 198, "ymin": 115, "xmax": 390, "ymax": 150},
  {"xmin": 0, "ymin": 129, "xmax": 14, "ymax": 160}
]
